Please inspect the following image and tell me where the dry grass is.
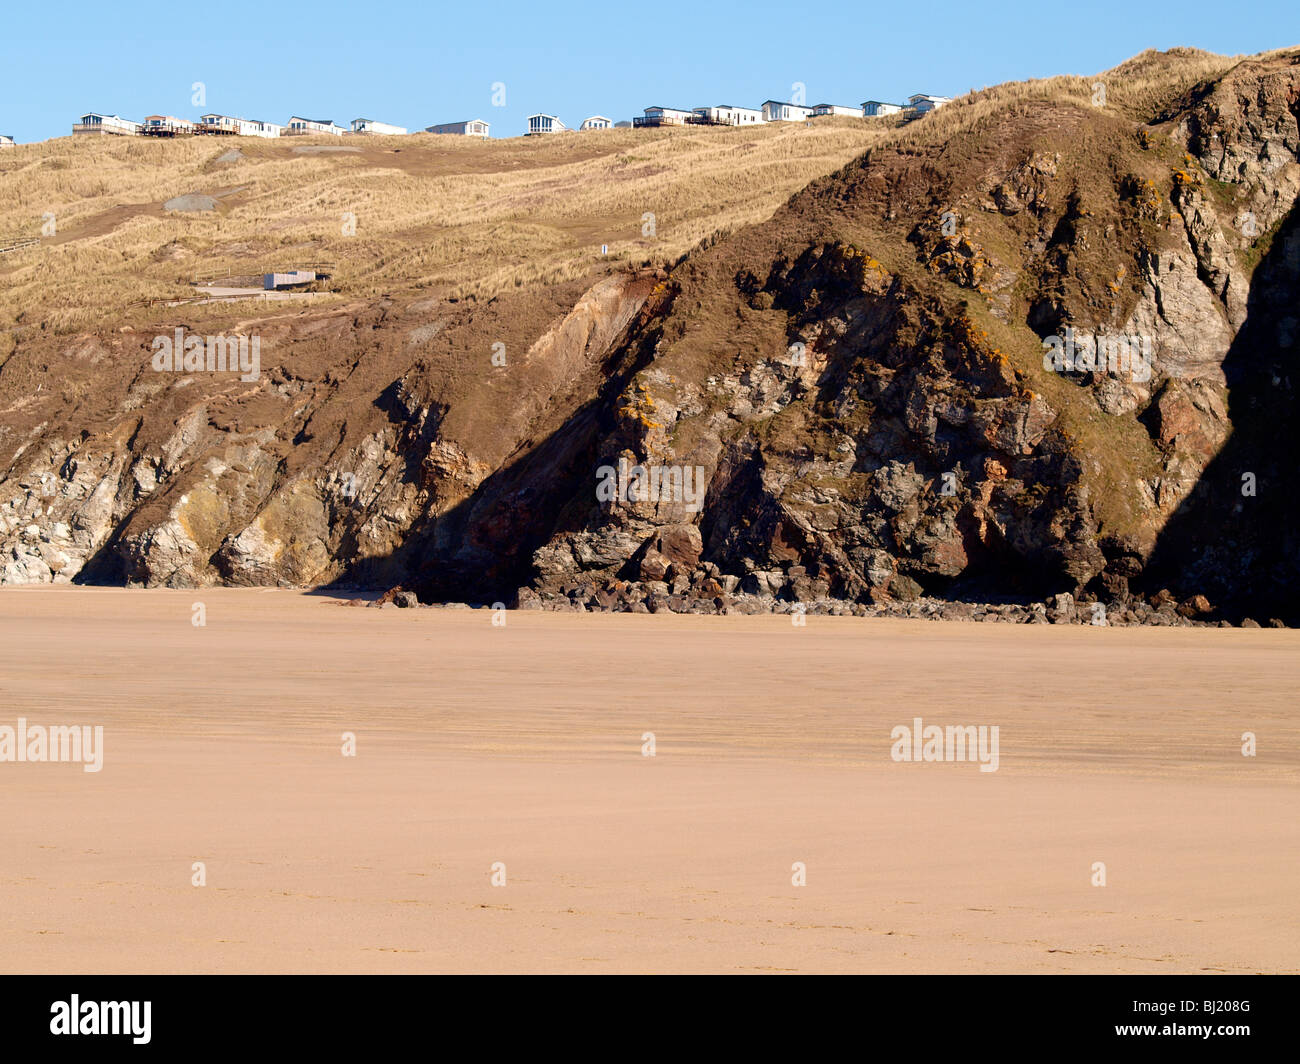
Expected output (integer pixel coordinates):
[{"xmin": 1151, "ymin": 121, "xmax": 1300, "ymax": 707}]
[
  {"xmin": 3, "ymin": 46, "xmax": 1288, "ymax": 337},
  {"xmin": 880, "ymin": 47, "xmax": 1251, "ymax": 151},
  {"xmin": 0, "ymin": 119, "xmax": 885, "ymax": 333}
]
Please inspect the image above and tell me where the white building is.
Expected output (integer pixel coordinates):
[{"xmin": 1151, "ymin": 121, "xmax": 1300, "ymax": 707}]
[
  {"xmin": 252, "ymin": 120, "xmax": 283, "ymax": 138},
  {"xmin": 0, "ymin": 135, "xmax": 13, "ymax": 148},
  {"xmin": 72, "ymin": 113, "xmax": 140, "ymax": 136},
  {"xmin": 286, "ymin": 116, "xmax": 346, "ymax": 136},
  {"xmin": 526, "ymin": 113, "xmax": 567, "ymax": 135},
  {"xmin": 633, "ymin": 106, "xmax": 694, "ymax": 127},
  {"xmin": 426, "ymin": 119, "xmax": 490, "ymax": 137},
  {"xmin": 264, "ymin": 270, "xmax": 317, "ymax": 290},
  {"xmin": 811, "ymin": 103, "xmax": 861, "ymax": 117},
  {"xmin": 907, "ymin": 94, "xmax": 952, "ymax": 115},
  {"xmin": 692, "ymin": 104, "xmax": 764, "ymax": 126},
  {"xmin": 199, "ymin": 113, "xmax": 266, "ymax": 136},
  {"xmin": 580, "ymin": 115, "xmax": 612, "ymax": 130},
  {"xmin": 861, "ymin": 100, "xmax": 904, "ymax": 117},
  {"xmin": 761, "ymin": 100, "xmax": 815, "ymax": 122},
  {"xmin": 350, "ymin": 118, "xmax": 408, "ymax": 135}
]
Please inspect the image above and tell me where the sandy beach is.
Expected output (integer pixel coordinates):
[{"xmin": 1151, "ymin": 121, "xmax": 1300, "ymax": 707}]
[{"xmin": 0, "ymin": 587, "xmax": 1296, "ymax": 973}]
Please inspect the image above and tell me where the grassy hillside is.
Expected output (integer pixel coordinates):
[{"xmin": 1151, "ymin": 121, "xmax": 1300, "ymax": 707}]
[
  {"xmin": 0, "ymin": 118, "xmax": 888, "ymax": 335},
  {"xmin": 0, "ymin": 46, "xmax": 1257, "ymax": 340}
]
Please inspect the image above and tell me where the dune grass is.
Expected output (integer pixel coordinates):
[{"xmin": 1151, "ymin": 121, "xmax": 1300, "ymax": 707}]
[
  {"xmin": 3, "ymin": 46, "xmax": 1289, "ymax": 339},
  {"xmin": 0, "ymin": 119, "xmax": 886, "ymax": 334}
]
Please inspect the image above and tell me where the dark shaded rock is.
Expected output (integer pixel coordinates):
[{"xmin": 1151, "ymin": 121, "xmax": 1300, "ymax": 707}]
[{"xmin": 515, "ymin": 586, "xmax": 543, "ymax": 610}]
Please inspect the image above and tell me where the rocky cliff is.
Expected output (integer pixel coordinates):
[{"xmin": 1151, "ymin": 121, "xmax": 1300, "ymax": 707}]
[
  {"xmin": 496, "ymin": 48, "xmax": 1300, "ymax": 624},
  {"xmin": 2, "ymin": 47, "xmax": 1297, "ymax": 625}
]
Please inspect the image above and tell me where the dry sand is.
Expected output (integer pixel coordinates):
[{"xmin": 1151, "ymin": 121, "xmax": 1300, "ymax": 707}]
[{"xmin": 1, "ymin": 587, "xmax": 1296, "ymax": 973}]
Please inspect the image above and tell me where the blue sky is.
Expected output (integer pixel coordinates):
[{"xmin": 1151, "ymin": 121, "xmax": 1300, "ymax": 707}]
[{"xmin": 1, "ymin": 0, "xmax": 1296, "ymax": 143}]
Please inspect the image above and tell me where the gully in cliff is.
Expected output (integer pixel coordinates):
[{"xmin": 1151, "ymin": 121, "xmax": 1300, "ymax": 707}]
[{"xmin": 596, "ymin": 456, "xmax": 707, "ymax": 514}]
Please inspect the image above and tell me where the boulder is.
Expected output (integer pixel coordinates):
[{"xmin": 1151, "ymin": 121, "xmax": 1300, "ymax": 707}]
[{"xmin": 649, "ymin": 524, "xmax": 703, "ymax": 569}]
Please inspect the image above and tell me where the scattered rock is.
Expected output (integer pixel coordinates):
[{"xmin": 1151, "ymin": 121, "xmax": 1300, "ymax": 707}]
[
  {"xmin": 1048, "ymin": 593, "xmax": 1077, "ymax": 624},
  {"xmin": 163, "ymin": 193, "xmax": 219, "ymax": 212}
]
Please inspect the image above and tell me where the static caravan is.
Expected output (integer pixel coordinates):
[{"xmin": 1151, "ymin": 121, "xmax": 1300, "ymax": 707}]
[
  {"xmin": 198, "ymin": 113, "xmax": 237, "ymax": 134},
  {"xmin": 633, "ymin": 106, "xmax": 694, "ymax": 128},
  {"xmin": 72, "ymin": 113, "xmax": 140, "ymax": 136},
  {"xmin": 760, "ymin": 100, "xmax": 814, "ymax": 122},
  {"xmin": 691, "ymin": 105, "xmax": 763, "ymax": 126},
  {"xmin": 811, "ymin": 103, "xmax": 861, "ymax": 117},
  {"xmin": 0, "ymin": 135, "xmax": 13, "ymax": 148},
  {"xmin": 861, "ymin": 100, "xmax": 904, "ymax": 117},
  {"xmin": 580, "ymin": 115, "xmax": 612, "ymax": 130},
  {"xmin": 251, "ymin": 120, "xmax": 283, "ymax": 138},
  {"xmin": 350, "ymin": 118, "xmax": 408, "ymax": 135},
  {"xmin": 426, "ymin": 119, "xmax": 490, "ymax": 137},
  {"xmin": 285, "ymin": 116, "xmax": 346, "ymax": 136},
  {"xmin": 526, "ymin": 113, "xmax": 567, "ymax": 135},
  {"xmin": 907, "ymin": 94, "xmax": 951, "ymax": 115},
  {"xmin": 199, "ymin": 114, "xmax": 264, "ymax": 136},
  {"xmin": 141, "ymin": 115, "xmax": 196, "ymax": 136},
  {"xmin": 264, "ymin": 270, "xmax": 317, "ymax": 290}
]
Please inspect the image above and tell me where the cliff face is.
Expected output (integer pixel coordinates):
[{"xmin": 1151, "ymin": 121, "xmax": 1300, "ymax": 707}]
[
  {"xmin": 516, "ymin": 48, "xmax": 1300, "ymax": 622},
  {"xmin": 2, "ymin": 48, "xmax": 1297, "ymax": 624},
  {"xmin": 0, "ymin": 272, "xmax": 659, "ymax": 591}
]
